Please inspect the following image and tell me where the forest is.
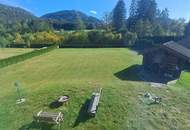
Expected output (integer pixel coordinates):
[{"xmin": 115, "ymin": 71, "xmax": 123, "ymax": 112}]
[{"xmin": 0, "ymin": 0, "xmax": 190, "ymax": 48}]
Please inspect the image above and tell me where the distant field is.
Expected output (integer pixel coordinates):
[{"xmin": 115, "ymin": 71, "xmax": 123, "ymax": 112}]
[
  {"xmin": 0, "ymin": 48, "xmax": 33, "ymax": 59},
  {"xmin": 0, "ymin": 48, "xmax": 189, "ymax": 130}
]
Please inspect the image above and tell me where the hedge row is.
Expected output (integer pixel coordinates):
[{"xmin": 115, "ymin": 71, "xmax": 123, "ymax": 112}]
[
  {"xmin": 0, "ymin": 45, "xmax": 57, "ymax": 69},
  {"xmin": 7, "ymin": 43, "xmax": 55, "ymax": 48},
  {"xmin": 141, "ymin": 36, "xmax": 183, "ymax": 44},
  {"xmin": 59, "ymin": 43, "xmax": 127, "ymax": 48}
]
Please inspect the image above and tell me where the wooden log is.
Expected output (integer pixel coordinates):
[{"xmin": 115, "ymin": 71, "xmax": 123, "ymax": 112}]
[{"xmin": 87, "ymin": 88, "xmax": 102, "ymax": 116}]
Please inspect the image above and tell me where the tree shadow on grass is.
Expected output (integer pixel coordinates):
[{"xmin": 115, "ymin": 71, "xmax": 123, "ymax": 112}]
[
  {"xmin": 114, "ymin": 64, "xmax": 174, "ymax": 84},
  {"xmin": 73, "ymin": 99, "xmax": 93, "ymax": 127},
  {"xmin": 19, "ymin": 121, "xmax": 54, "ymax": 130}
]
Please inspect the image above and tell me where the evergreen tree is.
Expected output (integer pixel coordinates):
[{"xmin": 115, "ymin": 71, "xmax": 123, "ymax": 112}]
[
  {"xmin": 185, "ymin": 21, "xmax": 190, "ymax": 36},
  {"xmin": 112, "ymin": 0, "xmax": 127, "ymax": 32},
  {"xmin": 128, "ymin": 0, "xmax": 138, "ymax": 32},
  {"xmin": 129, "ymin": 0, "xmax": 138, "ymax": 18},
  {"xmin": 136, "ymin": 0, "xmax": 157, "ymax": 22},
  {"xmin": 158, "ymin": 8, "xmax": 170, "ymax": 31}
]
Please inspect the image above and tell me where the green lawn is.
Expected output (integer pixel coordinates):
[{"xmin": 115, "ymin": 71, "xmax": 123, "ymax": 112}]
[
  {"xmin": 0, "ymin": 48, "xmax": 190, "ymax": 130},
  {"xmin": 0, "ymin": 48, "xmax": 33, "ymax": 60}
]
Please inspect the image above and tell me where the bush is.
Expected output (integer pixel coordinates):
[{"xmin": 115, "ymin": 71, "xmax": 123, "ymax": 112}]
[
  {"xmin": 123, "ymin": 32, "xmax": 137, "ymax": 46},
  {"xmin": 60, "ymin": 30, "xmax": 123, "ymax": 47},
  {"xmin": 88, "ymin": 30, "xmax": 103, "ymax": 44},
  {"xmin": 0, "ymin": 36, "xmax": 10, "ymax": 47},
  {"xmin": 135, "ymin": 39, "xmax": 154, "ymax": 49},
  {"xmin": 88, "ymin": 30, "xmax": 122, "ymax": 44},
  {"xmin": 64, "ymin": 31, "xmax": 89, "ymax": 44}
]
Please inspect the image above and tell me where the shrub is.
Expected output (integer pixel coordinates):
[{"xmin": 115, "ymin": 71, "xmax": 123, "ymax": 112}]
[
  {"xmin": 88, "ymin": 30, "xmax": 103, "ymax": 44},
  {"xmin": 88, "ymin": 30, "xmax": 122, "ymax": 44},
  {"xmin": 135, "ymin": 39, "xmax": 154, "ymax": 49},
  {"xmin": 123, "ymin": 32, "xmax": 138, "ymax": 46},
  {"xmin": 0, "ymin": 36, "xmax": 10, "ymax": 47},
  {"xmin": 65, "ymin": 31, "xmax": 89, "ymax": 44}
]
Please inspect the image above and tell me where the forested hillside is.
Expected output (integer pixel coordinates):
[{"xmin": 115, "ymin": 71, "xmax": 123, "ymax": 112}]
[
  {"xmin": 0, "ymin": 0, "xmax": 190, "ymax": 48},
  {"xmin": 0, "ymin": 4, "xmax": 36, "ymax": 23},
  {"xmin": 41, "ymin": 10, "xmax": 102, "ymax": 30}
]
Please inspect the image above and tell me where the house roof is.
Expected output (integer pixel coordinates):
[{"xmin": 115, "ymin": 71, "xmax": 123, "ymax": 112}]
[
  {"xmin": 162, "ymin": 41, "xmax": 190, "ymax": 60},
  {"xmin": 143, "ymin": 38, "xmax": 190, "ymax": 61}
]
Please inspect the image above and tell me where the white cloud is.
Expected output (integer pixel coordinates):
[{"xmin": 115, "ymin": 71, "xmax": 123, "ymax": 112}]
[{"xmin": 90, "ymin": 10, "xmax": 97, "ymax": 15}]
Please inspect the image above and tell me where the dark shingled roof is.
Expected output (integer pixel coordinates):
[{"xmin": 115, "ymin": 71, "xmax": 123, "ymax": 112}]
[{"xmin": 163, "ymin": 41, "xmax": 190, "ymax": 60}]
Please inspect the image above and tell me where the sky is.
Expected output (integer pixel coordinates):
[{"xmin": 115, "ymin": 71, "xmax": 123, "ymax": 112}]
[{"xmin": 0, "ymin": 0, "xmax": 190, "ymax": 21}]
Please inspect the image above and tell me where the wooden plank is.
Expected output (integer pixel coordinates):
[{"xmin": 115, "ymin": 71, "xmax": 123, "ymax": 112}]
[
  {"xmin": 88, "ymin": 88, "xmax": 102, "ymax": 116},
  {"xmin": 33, "ymin": 111, "xmax": 63, "ymax": 124}
]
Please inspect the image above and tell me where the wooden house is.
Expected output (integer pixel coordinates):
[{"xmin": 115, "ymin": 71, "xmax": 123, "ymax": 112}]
[{"xmin": 143, "ymin": 37, "xmax": 190, "ymax": 79}]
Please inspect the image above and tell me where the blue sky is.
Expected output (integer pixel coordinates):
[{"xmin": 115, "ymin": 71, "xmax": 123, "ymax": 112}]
[{"xmin": 0, "ymin": 0, "xmax": 190, "ymax": 21}]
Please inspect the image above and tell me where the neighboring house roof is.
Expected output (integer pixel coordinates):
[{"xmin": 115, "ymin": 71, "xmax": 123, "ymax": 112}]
[{"xmin": 162, "ymin": 41, "xmax": 190, "ymax": 60}]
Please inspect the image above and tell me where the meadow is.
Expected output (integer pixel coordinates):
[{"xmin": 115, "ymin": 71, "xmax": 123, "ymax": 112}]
[
  {"xmin": 0, "ymin": 48, "xmax": 190, "ymax": 130},
  {"xmin": 0, "ymin": 48, "xmax": 33, "ymax": 60}
]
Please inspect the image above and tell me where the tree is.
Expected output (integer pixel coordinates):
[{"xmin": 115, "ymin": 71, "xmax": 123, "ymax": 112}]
[
  {"xmin": 152, "ymin": 24, "xmax": 165, "ymax": 36},
  {"xmin": 128, "ymin": 0, "xmax": 138, "ymax": 32},
  {"xmin": 20, "ymin": 20, "xmax": 30, "ymax": 33},
  {"xmin": 170, "ymin": 19, "xmax": 185, "ymax": 36},
  {"xmin": 12, "ymin": 21, "xmax": 22, "ymax": 32},
  {"xmin": 185, "ymin": 21, "xmax": 190, "ymax": 36},
  {"xmin": 123, "ymin": 32, "xmax": 137, "ymax": 46},
  {"xmin": 14, "ymin": 33, "xmax": 24, "ymax": 44},
  {"xmin": 129, "ymin": 0, "xmax": 138, "ymax": 18},
  {"xmin": 0, "ymin": 23, "xmax": 6, "ymax": 34},
  {"xmin": 157, "ymin": 8, "xmax": 170, "ymax": 33},
  {"xmin": 75, "ymin": 12, "xmax": 85, "ymax": 30},
  {"xmin": 102, "ymin": 12, "xmax": 112, "ymax": 30},
  {"xmin": 22, "ymin": 33, "xmax": 35, "ymax": 47},
  {"xmin": 134, "ymin": 20, "xmax": 153, "ymax": 37},
  {"xmin": 0, "ymin": 36, "xmax": 9, "ymax": 47},
  {"xmin": 112, "ymin": 0, "xmax": 127, "ymax": 32},
  {"xmin": 136, "ymin": 0, "xmax": 157, "ymax": 22}
]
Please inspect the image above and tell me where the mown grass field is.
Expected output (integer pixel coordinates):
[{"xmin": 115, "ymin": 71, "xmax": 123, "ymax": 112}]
[
  {"xmin": 0, "ymin": 48, "xmax": 33, "ymax": 59},
  {"xmin": 0, "ymin": 48, "xmax": 190, "ymax": 130}
]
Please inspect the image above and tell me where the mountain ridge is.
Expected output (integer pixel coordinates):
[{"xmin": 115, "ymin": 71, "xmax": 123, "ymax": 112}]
[{"xmin": 0, "ymin": 3, "xmax": 36, "ymax": 23}]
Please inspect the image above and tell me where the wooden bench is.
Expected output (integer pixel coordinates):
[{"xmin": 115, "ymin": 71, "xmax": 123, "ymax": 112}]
[
  {"xmin": 87, "ymin": 88, "xmax": 102, "ymax": 116},
  {"xmin": 33, "ymin": 111, "xmax": 64, "ymax": 124}
]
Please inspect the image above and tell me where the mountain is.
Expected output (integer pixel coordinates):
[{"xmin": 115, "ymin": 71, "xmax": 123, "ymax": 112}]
[
  {"xmin": 0, "ymin": 4, "xmax": 102, "ymax": 30},
  {"xmin": 41, "ymin": 10, "xmax": 102, "ymax": 29},
  {"xmin": 0, "ymin": 4, "xmax": 36, "ymax": 23}
]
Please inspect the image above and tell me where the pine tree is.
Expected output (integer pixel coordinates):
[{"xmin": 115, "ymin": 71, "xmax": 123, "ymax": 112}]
[
  {"xmin": 129, "ymin": 0, "xmax": 137, "ymax": 18},
  {"xmin": 136, "ymin": 0, "xmax": 157, "ymax": 22},
  {"xmin": 158, "ymin": 8, "xmax": 170, "ymax": 33},
  {"xmin": 112, "ymin": 0, "xmax": 127, "ymax": 32},
  {"xmin": 128, "ymin": 0, "xmax": 138, "ymax": 32}
]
